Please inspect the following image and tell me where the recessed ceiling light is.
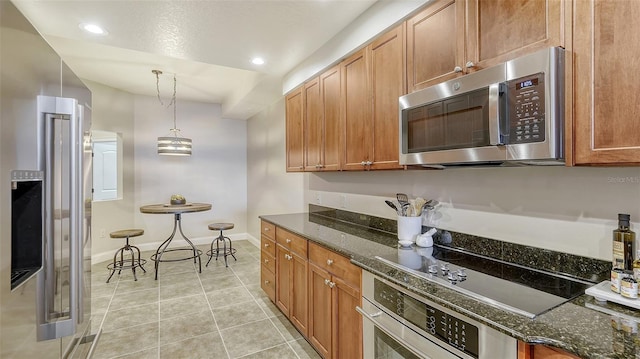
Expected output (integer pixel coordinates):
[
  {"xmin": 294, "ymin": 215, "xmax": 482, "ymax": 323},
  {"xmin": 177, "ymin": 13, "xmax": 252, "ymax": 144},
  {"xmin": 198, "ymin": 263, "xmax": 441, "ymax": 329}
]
[
  {"xmin": 252, "ymin": 57, "xmax": 265, "ymax": 65},
  {"xmin": 79, "ymin": 23, "xmax": 108, "ymax": 35}
]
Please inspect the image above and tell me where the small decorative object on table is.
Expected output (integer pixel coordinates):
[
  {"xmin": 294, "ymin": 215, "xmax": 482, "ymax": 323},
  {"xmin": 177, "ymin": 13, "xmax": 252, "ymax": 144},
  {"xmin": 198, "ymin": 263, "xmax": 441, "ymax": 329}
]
[{"xmin": 170, "ymin": 194, "xmax": 186, "ymax": 205}]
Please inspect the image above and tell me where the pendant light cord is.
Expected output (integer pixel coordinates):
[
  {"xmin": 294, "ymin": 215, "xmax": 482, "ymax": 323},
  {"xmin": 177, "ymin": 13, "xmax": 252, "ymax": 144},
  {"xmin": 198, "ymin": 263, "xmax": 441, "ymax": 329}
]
[{"xmin": 153, "ymin": 69, "xmax": 178, "ymax": 134}]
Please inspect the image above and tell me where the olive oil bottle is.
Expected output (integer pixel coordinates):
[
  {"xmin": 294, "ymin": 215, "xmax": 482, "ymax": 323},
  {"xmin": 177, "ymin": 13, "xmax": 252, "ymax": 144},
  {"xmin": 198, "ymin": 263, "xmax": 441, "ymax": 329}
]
[{"xmin": 613, "ymin": 214, "xmax": 635, "ymax": 270}]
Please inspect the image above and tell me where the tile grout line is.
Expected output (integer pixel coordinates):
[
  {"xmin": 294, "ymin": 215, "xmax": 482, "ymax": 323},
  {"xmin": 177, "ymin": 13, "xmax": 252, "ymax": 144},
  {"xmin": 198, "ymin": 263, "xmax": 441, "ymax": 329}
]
[
  {"xmin": 198, "ymin": 258, "xmax": 232, "ymax": 359},
  {"xmin": 229, "ymin": 263, "xmax": 303, "ymax": 359}
]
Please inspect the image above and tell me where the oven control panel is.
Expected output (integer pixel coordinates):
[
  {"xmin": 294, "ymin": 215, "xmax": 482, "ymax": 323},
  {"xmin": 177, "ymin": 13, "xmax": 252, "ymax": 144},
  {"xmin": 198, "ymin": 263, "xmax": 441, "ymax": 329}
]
[{"xmin": 374, "ymin": 279, "xmax": 479, "ymax": 358}]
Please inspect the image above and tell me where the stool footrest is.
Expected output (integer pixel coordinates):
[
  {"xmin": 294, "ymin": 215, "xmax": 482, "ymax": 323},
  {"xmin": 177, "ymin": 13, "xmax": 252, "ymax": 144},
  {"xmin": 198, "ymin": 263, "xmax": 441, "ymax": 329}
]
[{"xmin": 107, "ymin": 259, "xmax": 147, "ymax": 271}]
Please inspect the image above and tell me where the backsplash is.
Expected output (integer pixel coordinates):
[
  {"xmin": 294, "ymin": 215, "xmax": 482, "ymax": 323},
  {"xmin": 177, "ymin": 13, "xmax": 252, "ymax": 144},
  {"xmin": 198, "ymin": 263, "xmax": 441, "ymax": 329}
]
[{"xmin": 309, "ymin": 204, "xmax": 610, "ymax": 283}]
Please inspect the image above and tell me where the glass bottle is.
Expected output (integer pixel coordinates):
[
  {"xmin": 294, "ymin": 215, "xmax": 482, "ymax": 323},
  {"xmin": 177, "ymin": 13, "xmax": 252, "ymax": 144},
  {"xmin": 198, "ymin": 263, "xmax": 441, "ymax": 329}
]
[{"xmin": 613, "ymin": 213, "xmax": 635, "ymax": 271}]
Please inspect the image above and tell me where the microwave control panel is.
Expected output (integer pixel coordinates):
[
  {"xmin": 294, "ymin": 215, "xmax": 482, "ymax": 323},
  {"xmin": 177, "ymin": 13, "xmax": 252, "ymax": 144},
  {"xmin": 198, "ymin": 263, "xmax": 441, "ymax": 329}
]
[{"xmin": 507, "ymin": 72, "xmax": 545, "ymax": 144}]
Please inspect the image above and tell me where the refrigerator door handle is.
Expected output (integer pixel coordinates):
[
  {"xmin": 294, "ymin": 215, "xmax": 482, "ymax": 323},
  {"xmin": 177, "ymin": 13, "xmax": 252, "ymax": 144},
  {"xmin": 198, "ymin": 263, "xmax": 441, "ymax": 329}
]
[{"xmin": 36, "ymin": 96, "xmax": 83, "ymax": 341}]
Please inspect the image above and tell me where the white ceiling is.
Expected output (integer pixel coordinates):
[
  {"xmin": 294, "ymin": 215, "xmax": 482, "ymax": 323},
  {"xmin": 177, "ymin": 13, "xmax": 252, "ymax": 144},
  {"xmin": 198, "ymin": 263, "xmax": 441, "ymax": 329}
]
[{"xmin": 12, "ymin": 0, "xmax": 377, "ymax": 120}]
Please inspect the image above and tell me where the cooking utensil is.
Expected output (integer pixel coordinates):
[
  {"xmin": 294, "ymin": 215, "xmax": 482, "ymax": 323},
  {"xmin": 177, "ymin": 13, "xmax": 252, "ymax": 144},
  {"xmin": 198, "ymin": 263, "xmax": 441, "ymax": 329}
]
[
  {"xmin": 385, "ymin": 200, "xmax": 400, "ymax": 215},
  {"xmin": 396, "ymin": 193, "xmax": 409, "ymax": 216}
]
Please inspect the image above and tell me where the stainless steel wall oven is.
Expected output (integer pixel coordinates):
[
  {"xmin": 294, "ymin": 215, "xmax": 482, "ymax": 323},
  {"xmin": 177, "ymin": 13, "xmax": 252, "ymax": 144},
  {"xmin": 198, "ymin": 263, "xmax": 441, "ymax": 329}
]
[{"xmin": 358, "ymin": 271, "xmax": 517, "ymax": 359}]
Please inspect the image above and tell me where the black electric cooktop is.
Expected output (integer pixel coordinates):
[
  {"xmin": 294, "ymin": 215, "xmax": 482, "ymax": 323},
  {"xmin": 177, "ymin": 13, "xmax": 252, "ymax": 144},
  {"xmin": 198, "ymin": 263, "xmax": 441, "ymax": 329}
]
[{"xmin": 376, "ymin": 244, "xmax": 591, "ymax": 318}]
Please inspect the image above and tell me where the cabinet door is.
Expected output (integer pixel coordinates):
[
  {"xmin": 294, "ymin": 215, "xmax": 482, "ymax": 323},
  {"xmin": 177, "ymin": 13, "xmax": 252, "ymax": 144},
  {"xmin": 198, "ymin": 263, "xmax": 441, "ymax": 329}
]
[
  {"xmin": 370, "ymin": 24, "xmax": 405, "ymax": 170},
  {"xmin": 332, "ymin": 275, "xmax": 362, "ymax": 359},
  {"xmin": 290, "ymin": 251, "xmax": 309, "ymax": 337},
  {"xmin": 321, "ymin": 65, "xmax": 341, "ymax": 171},
  {"xmin": 573, "ymin": 0, "xmax": 640, "ymax": 164},
  {"xmin": 275, "ymin": 245, "xmax": 291, "ymax": 314},
  {"xmin": 308, "ymin": 263, "xmax": 332, "ymax": 358},
  {"xmin": 304, "ymin": 77, "xmax": 323, "ymax": 171},
  {"xmin": 285, "ymin": 87, "xmax": 304, "ymax": 172},
  {"xmin": 406, "ymin": 0, "xmax": 464, "ymax": 91},
  {"xmin": 466, "ymin": 0, "xmax": 564, "ymax": 71},
  {"xmin": 341, "ymin": 48, "xmax": 371, "ymax": 171}
]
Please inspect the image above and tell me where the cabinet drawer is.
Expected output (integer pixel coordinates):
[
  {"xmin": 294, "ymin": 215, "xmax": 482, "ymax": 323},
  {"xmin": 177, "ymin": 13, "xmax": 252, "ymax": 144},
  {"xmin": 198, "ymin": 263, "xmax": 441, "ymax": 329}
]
[
  {"xmin": 261, "ymin": 250, "xmax": 276, "ymax": 274},
  {"xmin": 261, "ymin": 220, "xmax": 276, "ymax": 239},
  {"xmin": 276, "ymin": 228, "xmax": 308, "ymax": 258},
  {"xmin": 261, "ymin": 236, "xmax": 275, "ymax": 257},
  {"xmin": 261, "ymin": 265, "xmax": 276, "ymax": 302},
  {"xmin": 309, "ymin": 242, "xmax": 360, "ymax": 289}
]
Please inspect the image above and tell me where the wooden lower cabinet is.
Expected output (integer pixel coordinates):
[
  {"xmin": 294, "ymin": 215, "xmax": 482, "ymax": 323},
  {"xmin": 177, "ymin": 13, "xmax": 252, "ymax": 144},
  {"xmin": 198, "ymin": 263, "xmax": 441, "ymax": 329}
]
[
  {"xmin": 309, "ymin": 263, "xmax": 333, "ymax": 358},
  {"xmin": 518, "ymin": 341, "xmax": 581, "ymax": 359},
  {"xmin": 275, "ymin": 244, "xmax": 309, "ymax": 336},
  {"xmin": 264, "ymin": 224, "xmax": 362, "ymax": 359},
  {"xmin": 308, "ymin": 242, "xmax": 362, "ymax": 359}
]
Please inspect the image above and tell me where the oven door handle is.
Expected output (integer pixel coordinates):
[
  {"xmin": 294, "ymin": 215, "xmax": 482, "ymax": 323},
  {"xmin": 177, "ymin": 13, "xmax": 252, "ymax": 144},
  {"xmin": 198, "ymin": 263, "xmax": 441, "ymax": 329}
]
[{"xmin": 356, "ymin": 306, "xmax": 430, "ymax": 359}]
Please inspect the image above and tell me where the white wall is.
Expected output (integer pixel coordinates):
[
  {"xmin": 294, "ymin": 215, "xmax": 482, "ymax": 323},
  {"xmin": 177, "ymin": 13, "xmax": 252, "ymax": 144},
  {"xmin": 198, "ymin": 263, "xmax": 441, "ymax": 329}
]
[
  {"xmin": 306, "ymin": 168, "xmax": 640, "ymax": 261},
  {"xmin": 132, "ymin": 95, "xmax": 248, "ymax": 249},
  {"xmin": 85, "ymin": 81, "xmax": 137, "ymax": 258},
  {"xmin": 246, "ymin": 98, "xmax": 305, "ymax": 240}
]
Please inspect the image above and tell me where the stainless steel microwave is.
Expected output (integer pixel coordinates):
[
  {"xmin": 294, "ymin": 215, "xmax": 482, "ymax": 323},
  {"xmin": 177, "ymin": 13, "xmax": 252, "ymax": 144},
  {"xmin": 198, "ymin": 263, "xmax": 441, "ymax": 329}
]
[{"xmin": 399, "ymin": 47, "xmax": 564, "ymax": 167}]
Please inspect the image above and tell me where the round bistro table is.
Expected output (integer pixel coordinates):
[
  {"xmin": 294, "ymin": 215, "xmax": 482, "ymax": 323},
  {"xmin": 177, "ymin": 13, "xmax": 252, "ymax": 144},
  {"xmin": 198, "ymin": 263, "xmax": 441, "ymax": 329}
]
[{"xmin": 139, "ymin": 202, "xmax": 212, "ymax": 280}]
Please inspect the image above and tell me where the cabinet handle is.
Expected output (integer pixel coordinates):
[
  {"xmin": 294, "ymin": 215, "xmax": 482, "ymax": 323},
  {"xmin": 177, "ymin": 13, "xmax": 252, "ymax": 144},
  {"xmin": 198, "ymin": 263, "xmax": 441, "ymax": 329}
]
[
  {"xmin": 286, "ymin": 238, "xmax": 292, "ymax": 244},
  {"xmin": 453, "ymin": 66, "xmax": 463, "ymax": 73},
  {"xmin": 264, "ymin": 259, "xmax": 269, "ymax": 264},
  {"xmin": 366, "ymin": 161, "xmax": 372, "ymax": 166},
  {"xmin": 360, "ymin": 161, "xmax": 366, "ymax": 166},
  {"xmin": 264, "ymin": 243, "xmax": 270, "ymax": 248},
  {"xmin": 465, "ymin": 61, "xmax": 475, "ymax": 68},
  {"xmin": 264, "ymin": 280, "xmax": 270, "ymax": 285},
  {"xmin": 264, "ymin": 227, "xmax": 269, "ymax": 231},
  {"xmin": 328, "ymin": 281, "xmax": 335, "ymax": 288},
  {"xmin": 327, "ymin": 259, "xmax": 334, "ymax": 266},
  {"xmin": 285, "ymin": 254, "xmax": 292, "ymax": 260},
  {"xmin": 324, "ymin": 279, "xmax": 331, "ymax": 286}
]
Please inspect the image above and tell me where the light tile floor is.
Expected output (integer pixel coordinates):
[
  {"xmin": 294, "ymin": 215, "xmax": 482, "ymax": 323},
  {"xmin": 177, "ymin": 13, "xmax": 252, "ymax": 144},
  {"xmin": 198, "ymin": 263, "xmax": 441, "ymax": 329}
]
[{"xmin": 91, "ymin": 240, "xmax": 321, "ymax": 359}]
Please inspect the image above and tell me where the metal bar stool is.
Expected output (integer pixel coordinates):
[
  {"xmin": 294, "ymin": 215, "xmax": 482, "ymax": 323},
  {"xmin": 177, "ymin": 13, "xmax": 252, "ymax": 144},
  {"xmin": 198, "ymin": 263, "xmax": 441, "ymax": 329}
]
[
  {"xmin": 206, "ymin": 223, "xmax": 237, "ymax": 267},
  {"xmin": 106, "ymin": 229, "xmax": 147, "ymax": 283}
]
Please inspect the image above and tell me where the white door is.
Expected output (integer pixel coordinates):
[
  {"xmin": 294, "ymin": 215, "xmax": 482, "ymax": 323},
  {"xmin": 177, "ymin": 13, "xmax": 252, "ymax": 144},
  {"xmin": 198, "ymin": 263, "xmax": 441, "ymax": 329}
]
[{"xmin": 93, "ymin": 141, "xmax": 117, "ymax": 201}]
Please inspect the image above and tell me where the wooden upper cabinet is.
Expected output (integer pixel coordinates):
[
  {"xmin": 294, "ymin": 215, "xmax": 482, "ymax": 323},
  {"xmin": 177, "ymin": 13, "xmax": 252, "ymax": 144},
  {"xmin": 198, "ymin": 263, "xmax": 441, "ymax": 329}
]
[
  {"xmin": 341, "ymin": 48, "xmax": 371, "ymax": 170},
  {"xmin": 370, "ymin": 24, "xmax": 405, "ymax": 170},
  {"xmin": 285, "ymin": 86, "xmax": 304, "ymax": 172},
  {"xmin": 466, "ymin": 0, "xmax": 564, "ymax": 70},
  {"xmin": 320, "ymin": 66, "xmax": 341, "ymax": 171},
  {"xmin": 304, "ymin": 78, "xmax": 323, "ymax": 171},
  {"xmin": 573, "ymin": 0, "xmax": 640, "ymax": 165},
  {"xmin": 407, "ymin": 0, "xmax": 464, "ymax": 92}
]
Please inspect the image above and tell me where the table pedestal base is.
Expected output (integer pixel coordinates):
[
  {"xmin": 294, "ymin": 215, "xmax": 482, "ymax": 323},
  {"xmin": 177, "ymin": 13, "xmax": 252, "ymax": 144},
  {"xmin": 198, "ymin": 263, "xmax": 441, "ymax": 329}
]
[{"xmin": 151, "ymin": 213, "xmax": 202, "ymax": 280}]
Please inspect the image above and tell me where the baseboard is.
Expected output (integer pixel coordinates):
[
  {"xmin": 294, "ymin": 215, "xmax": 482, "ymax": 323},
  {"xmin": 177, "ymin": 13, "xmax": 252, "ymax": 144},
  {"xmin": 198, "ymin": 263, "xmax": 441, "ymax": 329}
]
[{"xmin": 92, "ymin": 232, "xmax": 252, "ymax": 264}]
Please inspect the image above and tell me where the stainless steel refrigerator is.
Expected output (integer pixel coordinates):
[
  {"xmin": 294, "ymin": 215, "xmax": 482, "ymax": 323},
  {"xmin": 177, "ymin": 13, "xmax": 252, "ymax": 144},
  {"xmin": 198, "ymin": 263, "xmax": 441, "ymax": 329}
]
[{"xmin": 1, "ymin": 2, "xmax": 96, "ymax": 358}]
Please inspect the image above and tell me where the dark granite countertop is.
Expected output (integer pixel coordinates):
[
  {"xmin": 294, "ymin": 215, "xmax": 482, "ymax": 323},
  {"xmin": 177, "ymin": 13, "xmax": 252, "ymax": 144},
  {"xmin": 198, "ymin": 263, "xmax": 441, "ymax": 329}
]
[{"xmin": 259, "ymin": 212, "xmax": 640, "ymax": 359}]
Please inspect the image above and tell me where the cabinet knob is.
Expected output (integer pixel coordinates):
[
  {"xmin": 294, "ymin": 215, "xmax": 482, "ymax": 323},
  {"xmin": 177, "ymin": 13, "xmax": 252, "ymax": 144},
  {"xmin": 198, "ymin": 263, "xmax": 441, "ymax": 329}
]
[
  {"xmin": 328, "ymin": 281, "xmax": 336, "ymax": 288},
  {"xmin": 286, "ymin": 238, "xmax": 292, "ymax": 244},
  {"xmin": 264, "ymin": 227, "xmax": 270, "ymax": 231},
  {"xmin": 264, "ymin": 280, "xmax": 270, "ymax": 285},
  {"xmin": 453, "ymin": 66, "xmax": 463, "ymax": 73},
  {"xmin": 264, "ymin": 259, "xmax": 269, "ymax": 264},
  {"xmin": 324, "ymin": 279, "xmax": 331, "ymax": 285},
  {"xmin": 465, "ymin": 61, "xmax": 475, "ymax": 68},
  {"xmin": 366, "ymin": 161, "xmax": 372, "ymax": 166},
  {"xmin": 285, "ymin": 254, "xmax": 292, "ymax": 260},
  {"xmin": 327, "ymin": 259, "xmax": 334, "ymax": 266},
  {"xmin": 264, "ymin": 243, "xmax": 270, "ymax": 248}
]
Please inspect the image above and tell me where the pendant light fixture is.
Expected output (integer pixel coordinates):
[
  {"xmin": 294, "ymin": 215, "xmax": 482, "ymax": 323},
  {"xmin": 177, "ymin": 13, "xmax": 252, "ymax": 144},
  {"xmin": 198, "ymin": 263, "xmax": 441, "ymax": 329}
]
[{"xmin": 153, "ymin": 69, "xmax": 192, "ymax": 156}]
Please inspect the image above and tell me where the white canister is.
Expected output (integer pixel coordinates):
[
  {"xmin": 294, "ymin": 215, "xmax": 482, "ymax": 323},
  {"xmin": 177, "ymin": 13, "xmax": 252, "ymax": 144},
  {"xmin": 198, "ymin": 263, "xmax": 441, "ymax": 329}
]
[{"xmin": 397, "ymin": 215, "xmax": 422, "ymax": 242}]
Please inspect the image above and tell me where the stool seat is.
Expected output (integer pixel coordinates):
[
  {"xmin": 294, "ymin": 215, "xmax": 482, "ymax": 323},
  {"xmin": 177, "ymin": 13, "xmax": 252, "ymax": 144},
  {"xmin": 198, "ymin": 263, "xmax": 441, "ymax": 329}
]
[
  {"xmin": 110, "ymin": 229, "xmax": 144, "ymax": 238},
  {"xmin": 208, "ymin": 223, "xmax": 234, "ymax": 231}
]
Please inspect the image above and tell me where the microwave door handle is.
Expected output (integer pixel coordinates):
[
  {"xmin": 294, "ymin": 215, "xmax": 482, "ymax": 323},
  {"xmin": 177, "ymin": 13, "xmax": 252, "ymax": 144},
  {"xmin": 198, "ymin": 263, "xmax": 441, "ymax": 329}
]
[{"xmin": 488, "ymin": 83, "xmax": 504, "ymax": 146}]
